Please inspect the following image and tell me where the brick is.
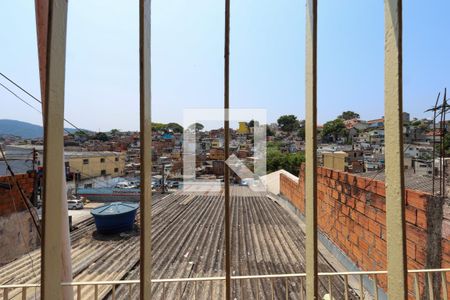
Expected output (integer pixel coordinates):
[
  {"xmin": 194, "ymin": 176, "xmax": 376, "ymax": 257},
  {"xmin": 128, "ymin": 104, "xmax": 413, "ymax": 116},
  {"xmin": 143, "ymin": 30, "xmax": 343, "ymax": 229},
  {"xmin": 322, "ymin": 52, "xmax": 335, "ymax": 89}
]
[
  {"xmin": 371, "ymin": 194, "xmax": 386, "ymax": 211},
  {"xmin": 365, "ymin": 206, "xmax": 377, "ymax": 221},
  {"xmin": 347, "ymin": 197, "xmax": 356, "ymax": 208},
  {"xmin": 416, "ymin": 210, "xmax": 427, "ymax": 229},
  {"xmin": 405, "ymin": 207, "xmax": 417, "ymax": 225},
  {"xmin": 376, "ymin": 182, "xmax": 386, "ymax": 197},
  {"xmin": 406, "ymin": 189, "xmax": 428, "ymax": 211},
  {"xmin": 406, "ymin": 223, "xmax": 427, "ymax": 245},
  {"xmin": 358, "ymin": 213, "xmax": 369, "ymax": 229},
  {"xmin": 355, "ymin": 201, "xmax": 365, "ymax": 214},
  {"xmin": 374, "ymin": 237, "xmax": 386, "ymax": 252},
  {"xmin": 406, "ymin": 240, "xmax": 416, "ymax": 260},
  {"xmin": 368, "ymin": 219, "xmax": 381, "ymax": 236},
  {"xmin": 356, "ymin": 176, "xmax": 367, "ymax": 189},
  {"xmin": 375, "ymin": 211, "xmax": 386, "ymax": 226}
]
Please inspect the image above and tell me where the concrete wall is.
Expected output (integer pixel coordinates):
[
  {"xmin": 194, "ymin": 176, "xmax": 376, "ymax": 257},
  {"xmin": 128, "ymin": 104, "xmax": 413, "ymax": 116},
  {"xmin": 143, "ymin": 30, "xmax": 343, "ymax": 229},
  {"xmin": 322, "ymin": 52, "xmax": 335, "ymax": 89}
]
[
  {"xmin": 0, "ymin": 173, "xmax": 40, "ymax": 266},
  {"xmin": 280, "ymin": 164, "xmax": 448, "ymax": 299},
  {"xmin": 68, "ymin": 152, "xmax": 125, "ymax": 179}
]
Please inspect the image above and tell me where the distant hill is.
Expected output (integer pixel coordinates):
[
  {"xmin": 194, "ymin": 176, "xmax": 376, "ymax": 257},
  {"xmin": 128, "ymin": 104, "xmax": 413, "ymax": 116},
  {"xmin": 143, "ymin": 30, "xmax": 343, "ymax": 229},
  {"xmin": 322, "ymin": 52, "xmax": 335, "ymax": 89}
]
[{"xmin": 0, "ymin": 119, "xmax": 82, "ymax": 139}]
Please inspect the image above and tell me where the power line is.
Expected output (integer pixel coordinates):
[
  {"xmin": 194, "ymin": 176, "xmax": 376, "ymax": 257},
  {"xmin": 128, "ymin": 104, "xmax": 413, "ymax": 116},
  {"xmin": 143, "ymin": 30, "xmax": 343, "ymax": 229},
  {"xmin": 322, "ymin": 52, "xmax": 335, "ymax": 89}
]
[
  {"xmin": 0, "ymin": 82, "xmax": 42, "ymax": 114},
  {"xmin": 0, "ymin": 72, "xmax": 88, "ymax": 134}
]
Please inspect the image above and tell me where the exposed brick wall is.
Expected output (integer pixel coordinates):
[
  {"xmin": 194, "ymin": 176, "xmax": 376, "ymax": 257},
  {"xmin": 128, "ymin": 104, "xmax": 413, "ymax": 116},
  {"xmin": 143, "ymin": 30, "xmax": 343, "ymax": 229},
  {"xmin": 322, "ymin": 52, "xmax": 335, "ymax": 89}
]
[
  {"xmin": 0, "ymin": 172, "xmax": 39, "ymax": 266},
  {"xmin": 0, "ymin": 173, "xmax": 35, "ymax": 216},
  {"xmin": 280, "ymin": 164, "xmax": 447, "ymax": 298}
]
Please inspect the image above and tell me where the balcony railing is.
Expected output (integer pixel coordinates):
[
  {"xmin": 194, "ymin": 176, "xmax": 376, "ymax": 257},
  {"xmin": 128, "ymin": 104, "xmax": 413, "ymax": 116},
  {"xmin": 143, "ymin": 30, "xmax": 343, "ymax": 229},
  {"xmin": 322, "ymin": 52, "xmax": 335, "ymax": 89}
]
[{"xmin": 2, "ymin": 268, "xmax": 449, "ymax": 300}]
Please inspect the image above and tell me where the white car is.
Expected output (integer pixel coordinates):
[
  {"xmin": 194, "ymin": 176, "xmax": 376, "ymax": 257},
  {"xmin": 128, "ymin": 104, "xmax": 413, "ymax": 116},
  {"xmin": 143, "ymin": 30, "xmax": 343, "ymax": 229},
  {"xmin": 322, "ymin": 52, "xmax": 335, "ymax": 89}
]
[{"xmin": 67, "ymin": 199, "xmax": 84, "ymax": 210}]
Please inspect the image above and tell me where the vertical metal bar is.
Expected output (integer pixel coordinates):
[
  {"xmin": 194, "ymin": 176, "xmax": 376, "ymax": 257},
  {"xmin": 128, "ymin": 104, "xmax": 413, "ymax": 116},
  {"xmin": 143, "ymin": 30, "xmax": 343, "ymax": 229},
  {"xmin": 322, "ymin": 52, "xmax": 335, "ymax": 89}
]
[
  {"xmin": 129, "ymin": 284, "xmax": 132, "ymax": 300},
  {"xmin": 414, "ymin": 273, "xmax": 420, "ymax": 300},
  {"xmin": 239, "ymin": 279, "xmax": 242, "ymax": 300},
  {"xmin": 94, "ymin": 284, "xmax": 98, "ymax": 300},
  {"xmin": 112, "ymin": 285, "xmax": 116, "ymax": 300},
  {"xmin": 271, "ymin": 278, "xmax": 275, "ymax": 300},
  {"xmin": 285, "ymin": 277, "xmax": 289, "ymax": 300},
  {"xmin": 193, "ymin": 281, "xmax": 196, "ymax": 300},
  {"xmin": 77, "ymin": 285, "xmax": 81, "ymax": 300},
  {"xmin": 3, "ymin": 288, "xmax": 8, "ymax": 300},
  {"xmin": 256, "ymin": 279, "xmax": 260, "ymax": 300},
  {"xmin": 344, "ymin": 275, "xmax": 349, "ymax": 300},
  {"xmin": 300, "ymin": 277, "xmax": 305, "ymax": 300},
  {"xmin": 223, "ymin": 0, "xmax": 231, "ymax": 298},
  {"xmin": 22, "ymin": 287, "xmax": 26, "ymax": 300},
  {"xmin": 359, "ymin": 274, "xmax": 364, "ymax": 300},
  {"xmin": 305, "ymin": 0, "xmax": 318, "ymax": 299},
  {"xmin": 40, "ymin": 1, "xmax": 68, "ymax": 299},
  {"xmin": 163, "ymin": 282, "xmax": 167, "ymax": 300},
  {"xmin": 139, "ymin": 0, "xmax": 152, "ymax": 299},
  {"xmin": 211, "ymin": 280, "xmax": 214, "ymax": 300},
  {"xmin": 442, "ymin": 272, "xmax": 448, "ymax": 300},
  {"xmin": 385, "ymin": 0, "xmax": 407, "ymax": 299},
  {"xmin": 328, "ymin": 275, "xmax": 332, "ymax": 299},
  {"xmin": 428, "ymin": 273, "xmax": 435, "ymax": 300},
  {"xmin": 373, "ymin": 275, "xmax": 379, "ymax": 300},
  {"xmin": 179, "ymin": 282, "xmax": 182, "ymax": 300}
]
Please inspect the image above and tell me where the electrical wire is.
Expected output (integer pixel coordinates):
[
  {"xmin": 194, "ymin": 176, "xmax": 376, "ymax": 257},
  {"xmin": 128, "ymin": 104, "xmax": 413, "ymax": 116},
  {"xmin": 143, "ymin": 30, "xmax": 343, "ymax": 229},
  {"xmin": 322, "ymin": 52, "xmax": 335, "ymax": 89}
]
[{"xmin": 0, "ymin": 72, "xmax": 88, "ymax": 135}]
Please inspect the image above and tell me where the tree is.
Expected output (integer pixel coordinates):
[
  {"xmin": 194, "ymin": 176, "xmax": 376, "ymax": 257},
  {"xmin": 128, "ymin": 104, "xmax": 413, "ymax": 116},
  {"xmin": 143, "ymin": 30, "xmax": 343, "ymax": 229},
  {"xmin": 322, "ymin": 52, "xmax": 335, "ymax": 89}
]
[
  {"xmin": 188, "ymin": 123, "xmax": 204, "ymax": 132},
  {"xmin": 322, "ymin": 118, "xmax": 347, "ymax": 142},
  {"xmin": 277, "ymin": 115, "xmax": 299, "ymax": 133},
  {"xmin": 338, "ymin": 111, "xmax": 360, "ymax": 120},
  {"xmin": 266, "ymin": 126, "xmax": 274, "ymax": 137},
  {"xmin": 166, "ymin": 123, "xmax": 183, "ymax": 133},
  {"xmin": 267, "ymin": 147, "xmax": 305, "ymax": 175},
  {"xmin": 95, "ymin": 132, "xmax": 109, "ymax": 142},
  {"xmin": 152, "ymin": 123, "xmax": 166, "ymax": 132},
  {"xmin": 110, "ymin": 129, "xmax": 120, "ymax": 136}
]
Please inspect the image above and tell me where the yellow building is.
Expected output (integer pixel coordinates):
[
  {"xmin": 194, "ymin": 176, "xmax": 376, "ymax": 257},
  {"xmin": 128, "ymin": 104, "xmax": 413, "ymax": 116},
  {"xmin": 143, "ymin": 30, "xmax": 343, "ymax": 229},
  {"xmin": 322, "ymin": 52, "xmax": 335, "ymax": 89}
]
[
  {"xmin": 322, "ymin": 151, "xmax": 348, "ymax": 172},
  {"xmin": 238, "ymin": 122, "xmax": 250, "ymax": 134},
  {"xmin": 66, "ymin": 151, "xmax": 126, "ymax": 179}
]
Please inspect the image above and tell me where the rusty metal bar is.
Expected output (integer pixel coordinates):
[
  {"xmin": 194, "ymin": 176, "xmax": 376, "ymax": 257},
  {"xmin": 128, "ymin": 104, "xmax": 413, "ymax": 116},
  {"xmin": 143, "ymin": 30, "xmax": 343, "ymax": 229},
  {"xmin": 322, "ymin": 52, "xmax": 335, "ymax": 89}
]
[
  {"xmin": 414, "ymin": 273, "xmax": 420, "ymax": 300},
  {"xmin": 21, "ymin": 287, "xmax": 26, "ymax": 300},
  {"xmin": 344, "ymin": 275, "xmax": 349, "ymax": 300},
  {"xmin": 305, "ymin": 0, "xmax": 318, "ymax": 299},
  {"xmin": 427, "ymin": 273, "xmax": 435, "ymax": 300},
  {"xmin": 139, "ymin": 0, "xmax": 152, "ymax": 299},
  {"xmin": 373, "ymin": 275, "xmax": 379, "ymax": 300},
  {"xmin": 40, "ymin": 0, "xmax": 68, "ymax": 299},
  {"xmin": 359, "ymin": 274, "xmax": 364, "ymax": 300},
  {"xmin": 285, "ymin": 277, "xmax": 288, "ymax": 299},
  {"xmin": 384, "ymin": 0, "xmax": 407, "ymax": 299},
  {"xmin": 442, "ymin": 271, "xmax": 448, "ymax": 300},
  {"xmin": 223, "ymin": 0, "xmax": 231, "ymax": 298}
]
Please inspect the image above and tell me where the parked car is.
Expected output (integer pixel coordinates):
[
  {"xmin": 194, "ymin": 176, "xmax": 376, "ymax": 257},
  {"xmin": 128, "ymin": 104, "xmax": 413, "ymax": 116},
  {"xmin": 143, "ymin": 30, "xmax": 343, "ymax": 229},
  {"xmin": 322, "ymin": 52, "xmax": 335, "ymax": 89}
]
[
  {"xmin": 167, "ymin": 181, "xmax": 180, "ymax": 188},
  {"xmin": 68, "ymin": 199, "xmax": 84, "ymax": 210}
]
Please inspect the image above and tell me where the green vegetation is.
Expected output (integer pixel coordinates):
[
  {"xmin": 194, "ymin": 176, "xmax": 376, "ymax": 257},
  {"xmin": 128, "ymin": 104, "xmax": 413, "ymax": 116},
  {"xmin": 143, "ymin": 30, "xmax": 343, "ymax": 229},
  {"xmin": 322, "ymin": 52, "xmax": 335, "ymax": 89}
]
[
  {"xmin": 166, "ymin": 123, "xmax": 183, "ymax": 133},
  {"xmin": 94, "ymin": 132, "xmax": 109, "ymax": 142},
  {"xmin": 277, "ymin": 115, "xmax": 299, "ymax": 133},
  {"xmin": 338, "ymin": 111, "xmax": 360, "ymax": 120},
  {"xmin": 322, "ymin": 118, "xmax": 347, "ymax": 142},
  {"xmin": 266, "ymin": 142, "xmax": 305, "ymax": 175},
  {"xmin": 188, "ymin": 123, "xmax": 204, "ymax": 132}
]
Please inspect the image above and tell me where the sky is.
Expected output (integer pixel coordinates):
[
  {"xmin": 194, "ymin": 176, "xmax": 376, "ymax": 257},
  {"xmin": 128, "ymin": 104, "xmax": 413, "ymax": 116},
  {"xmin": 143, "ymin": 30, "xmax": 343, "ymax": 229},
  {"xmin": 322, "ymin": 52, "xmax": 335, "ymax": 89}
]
[{"xmin": 0, "ymin": 0, "xmax": 449, "ymax": 131}]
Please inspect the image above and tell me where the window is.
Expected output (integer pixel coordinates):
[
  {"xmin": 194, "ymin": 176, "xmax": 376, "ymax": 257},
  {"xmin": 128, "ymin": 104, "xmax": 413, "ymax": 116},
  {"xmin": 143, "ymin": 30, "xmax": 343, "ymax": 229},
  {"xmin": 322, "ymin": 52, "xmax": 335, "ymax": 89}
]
[
  {"xmin": 115, "ymin": 157, "xmax": 119, "ymax": 162},
  {"xmin": 101, "ymin": 170, "xmax": 106, "ymax": 176},
  {"xmin": 83, "ymin": 159, "xmax": 89, "ymax": 165},
  {"xmin": 100, "ymin": 158, "xmax": 105, "ymax": 163},
  {"xmin": 114, "ymin": 168, "xmax": 119, "ymax": 173}
]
